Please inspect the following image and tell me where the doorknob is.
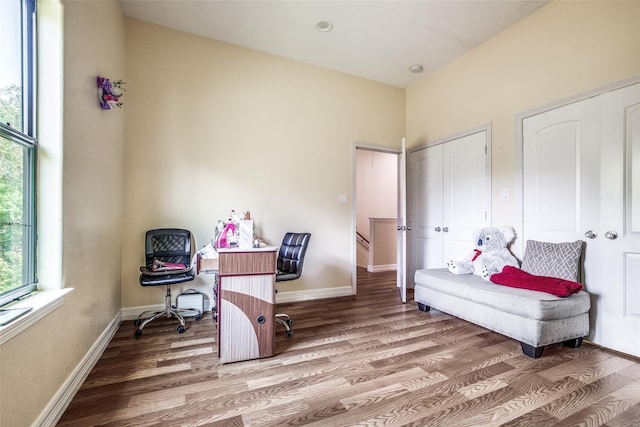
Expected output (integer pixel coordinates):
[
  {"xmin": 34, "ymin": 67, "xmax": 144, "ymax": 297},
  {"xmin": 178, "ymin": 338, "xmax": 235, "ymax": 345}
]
[
  {"xmin": 443, "ymin": 227, "xmax": 449, "ymax": 232},
  {"xmin": 605, "ymin": 230, "xmax": 618, "ymax": 240},
  {"xmin": 584, "ymin": 230, "xmax": 597, "ymax": 239},
  {"xmin": 435, "ymin": 227, "xmax": 441, "ymax": 232}
]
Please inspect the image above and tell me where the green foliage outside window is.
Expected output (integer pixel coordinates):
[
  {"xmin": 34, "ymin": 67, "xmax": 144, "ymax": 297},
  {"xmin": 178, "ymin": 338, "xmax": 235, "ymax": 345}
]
[{"xmin": 0, "ymin": 84, "xmax": 24, "ymax": 293}]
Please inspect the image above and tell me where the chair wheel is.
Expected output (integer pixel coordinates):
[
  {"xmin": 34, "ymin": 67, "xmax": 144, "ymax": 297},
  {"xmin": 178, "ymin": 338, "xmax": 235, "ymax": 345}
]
[
  {"xmin": 286, "ymin": 331, "xmax": 294, "ymax": 338},
  {"xmin": 177, "ymin": 325, "xmax": 185, "ymax": 333},
  {"xmin": 135, "ymin": 329, "xmax": 143, "ymax": 338},
  {"xmin": 133, "ymin": 319, "xmax": 141, "ymax": 327},
  {"xmin": 194, "ymin": 315, "xmax": 202, "ymax": 321}
]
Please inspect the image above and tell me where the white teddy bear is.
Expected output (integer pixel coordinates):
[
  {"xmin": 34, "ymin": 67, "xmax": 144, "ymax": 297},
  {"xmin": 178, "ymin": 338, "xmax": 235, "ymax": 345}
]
[{"xmin": 446, "ymin": 226, "xmax": 519, "ymax": 281}]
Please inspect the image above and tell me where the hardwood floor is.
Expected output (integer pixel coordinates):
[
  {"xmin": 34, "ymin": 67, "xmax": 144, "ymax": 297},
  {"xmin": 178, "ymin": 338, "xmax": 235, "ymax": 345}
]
[{"xmin": 57, "ymin": 268, "xmax": 640, "ymax": 426}]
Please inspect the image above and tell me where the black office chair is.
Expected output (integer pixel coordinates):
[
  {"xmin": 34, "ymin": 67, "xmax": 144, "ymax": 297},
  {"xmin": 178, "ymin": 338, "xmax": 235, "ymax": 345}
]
[
  {"xmin": 134, "ymin": 228, "xmax": 201, "ymax": 337},
  {"xmin": 275, "ymin": 232, "xmax": 311, "ymax": 337}
]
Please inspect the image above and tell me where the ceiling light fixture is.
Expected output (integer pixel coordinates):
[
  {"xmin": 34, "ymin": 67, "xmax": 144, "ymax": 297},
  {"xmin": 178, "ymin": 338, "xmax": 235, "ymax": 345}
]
[
  {"xmin": 315, "ymin": 20, "xmax": 333, "ymax": 32},
  {"xmin": 409, "ymin": 64, "xmax": 424, "ymax": 74}
]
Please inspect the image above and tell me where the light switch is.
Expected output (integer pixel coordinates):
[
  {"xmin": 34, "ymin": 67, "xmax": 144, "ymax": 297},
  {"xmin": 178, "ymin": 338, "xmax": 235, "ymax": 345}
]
[
  {"xmin": 501, "ymin": 188, "xmax": 510, "ymax": 201},
  {"xmin": 338, "ymin": 194, "xmax": 348, "ymax": 205}
]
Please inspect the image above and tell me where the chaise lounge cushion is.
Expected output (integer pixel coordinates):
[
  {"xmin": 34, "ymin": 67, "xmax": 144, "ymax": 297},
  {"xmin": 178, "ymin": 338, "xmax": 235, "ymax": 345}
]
[{"xmin": 414, "ymin": 268, "xmax": 590, "ymax": 321}]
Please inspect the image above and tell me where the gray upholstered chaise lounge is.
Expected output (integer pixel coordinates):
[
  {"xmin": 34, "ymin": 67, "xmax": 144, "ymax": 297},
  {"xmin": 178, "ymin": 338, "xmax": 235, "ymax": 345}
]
[{"xmin": 413, "ymin": 240, "xmax": 591, "ymax": 358}]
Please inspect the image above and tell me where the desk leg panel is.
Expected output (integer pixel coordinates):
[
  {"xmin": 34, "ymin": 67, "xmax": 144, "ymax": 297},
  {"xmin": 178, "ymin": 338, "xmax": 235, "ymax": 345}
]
[{"xmin": 219, "ymin": 275, "xmax": 275, "ymax": 363}]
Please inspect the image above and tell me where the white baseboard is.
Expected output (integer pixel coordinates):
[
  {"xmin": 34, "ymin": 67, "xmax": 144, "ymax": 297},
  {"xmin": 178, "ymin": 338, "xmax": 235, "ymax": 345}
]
[
  {"xmin": 121, "ymin": 303, "xmax": 163, "ymax": 321},
  {"xmin": 275, "ymin": 286, "xmax": 353, "ymax": 303},
  {"xmin": 121, "ymin": 301, "xmax": 215, "ymax": 321},
  {"xmin": 35, "ymin": 311, "xmax": 121, "ymax": 427},
  {"xmin": 122, "ymin": 288, "xmax": 353, "ymax": 313},
  {"xmin": 367, "ymin": 264, "xmax": 397, "ymax": 273}
]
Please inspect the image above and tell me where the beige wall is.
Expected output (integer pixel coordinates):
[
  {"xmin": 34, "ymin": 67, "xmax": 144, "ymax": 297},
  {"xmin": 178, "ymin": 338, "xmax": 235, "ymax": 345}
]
[
  {"xmin": 407, "ymin": 1, "xmax": 640, "ymax": 248},
  {"xmin": 370, "ymin": 219, "xmax": 397, "ymax": 269},
  {"xmin": 0, "ymin": 1, "xmax": 125, "ymax": 426},
  {"xmin": 121, "ymin": 18, "xmax": 406, "ymax": 303},
  {"xmin": 355, "ymin": 150, "xmax": 398, "ymax": 240}
]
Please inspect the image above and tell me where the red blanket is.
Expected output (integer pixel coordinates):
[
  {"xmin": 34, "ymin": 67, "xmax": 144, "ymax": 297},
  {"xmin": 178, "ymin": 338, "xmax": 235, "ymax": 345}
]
[{"xmin": 490, "ymin": 266, "xmax": 583, "ymax": 297}]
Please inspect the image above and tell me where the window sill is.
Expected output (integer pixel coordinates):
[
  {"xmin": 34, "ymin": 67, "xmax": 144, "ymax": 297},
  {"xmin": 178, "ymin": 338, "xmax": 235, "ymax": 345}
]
[{"xmin": 0, "ymin": 288, "xmax": 73, "ymax": 346}]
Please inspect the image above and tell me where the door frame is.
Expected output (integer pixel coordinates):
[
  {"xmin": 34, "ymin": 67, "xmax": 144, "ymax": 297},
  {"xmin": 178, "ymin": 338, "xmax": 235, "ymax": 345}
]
[
  {"xmin": 352, "ymin": 142, "xmax": 401, "ymax": 296},
  {"xmin": 514, "ymin": 75, "xmax": 640, "ymax": 258}
]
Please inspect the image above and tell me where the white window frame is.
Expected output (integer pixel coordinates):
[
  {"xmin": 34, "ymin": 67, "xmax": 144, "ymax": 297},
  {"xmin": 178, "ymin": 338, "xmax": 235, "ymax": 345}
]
[{"xmin": 0, "ymin": 0, "xmax": 38, "ymax": 307}]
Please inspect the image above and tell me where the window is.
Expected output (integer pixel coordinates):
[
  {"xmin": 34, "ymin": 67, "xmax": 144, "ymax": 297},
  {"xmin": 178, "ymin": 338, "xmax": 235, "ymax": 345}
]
[{"xmin": 0, "ymin": 0, "xmax": 37, "ymax": 307}]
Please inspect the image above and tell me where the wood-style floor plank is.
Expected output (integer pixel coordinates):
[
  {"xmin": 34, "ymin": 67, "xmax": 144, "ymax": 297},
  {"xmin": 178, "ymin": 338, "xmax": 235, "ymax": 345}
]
[{"xmin": 57, "ymin": 268, "xmax": 640, "ymax": 426}]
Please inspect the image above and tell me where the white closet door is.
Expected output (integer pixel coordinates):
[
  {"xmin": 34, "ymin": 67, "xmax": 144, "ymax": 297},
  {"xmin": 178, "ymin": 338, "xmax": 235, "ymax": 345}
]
[
  {"xmin": 443, "ymin": 131, "xmax": 490, "ymax": 262},
  {"xmin": 598, "ymin": 84, "xmax": 640, "ymax": 356},
  {"xmin": 523, "ymin": 98, "xmax": 602, "ymax": 245},
  {"xmin": 397, "ymin": 138, "xmax": 407, "ymax": 303},
  {"xmin": 523, "ymin": 82, "xmax": 640, "ymax": 357},
  {"xmin": 410, "ymin": 144, "xmax": 444, "ymax": 272},
  {"xmin": 523, "ymin": 97, "xmax": 602, "ymax": 347},
  {"xmin": 409, "ymin": 131, "xmax": 488, "ymax": 279}
]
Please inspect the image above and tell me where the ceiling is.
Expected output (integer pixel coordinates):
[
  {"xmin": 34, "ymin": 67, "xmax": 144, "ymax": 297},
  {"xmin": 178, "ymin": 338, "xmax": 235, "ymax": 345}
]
[{"xmin": 120, "ymin": 0, "xmax": 549, "ymax": 88}]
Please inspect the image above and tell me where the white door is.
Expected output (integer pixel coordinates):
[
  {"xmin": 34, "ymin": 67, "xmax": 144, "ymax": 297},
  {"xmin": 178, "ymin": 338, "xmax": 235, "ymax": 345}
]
[
  {"xmin": 523, "ymin": 82, "xmax": 640, "ymax": 357},
  {"xmin": 523, "ymin": 97, "xmax": 602, "ymax": 293},
  {"xmin": 598, "ymin": 84, "xmax": 640, "ymax": 356},
  {"xmin": 397, "ymin": 138, "xmax": 407, "ymax": 303},
  {"xmin": 443, "ymin": 132, "xmax": 490, "ymax": 261},
  {"xmin": 410, "ymin": 143, "xmax": 444, "ymax": 274},
  {"xmin": 409, "ymin": 130, "xmax": 489, "ymax": 281}
]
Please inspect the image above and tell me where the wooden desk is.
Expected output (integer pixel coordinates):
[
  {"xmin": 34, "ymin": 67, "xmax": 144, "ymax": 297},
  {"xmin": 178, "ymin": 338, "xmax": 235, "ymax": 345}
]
[{"xmin": 217, "ymin": 246, "xmax": 277, "ymax": 363}]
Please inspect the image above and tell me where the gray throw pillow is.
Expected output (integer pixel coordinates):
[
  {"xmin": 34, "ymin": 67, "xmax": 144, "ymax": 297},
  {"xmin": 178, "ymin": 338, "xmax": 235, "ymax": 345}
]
[{"xmin": 521, "ymin": 240, "xmax": 584, "ymax": 281}]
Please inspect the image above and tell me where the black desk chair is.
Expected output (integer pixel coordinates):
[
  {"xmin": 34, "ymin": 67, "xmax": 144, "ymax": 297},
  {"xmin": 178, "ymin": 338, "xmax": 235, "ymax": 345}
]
[
  {"xmin": 275, "ymin": 232, "xmax": 311, "ymax": 337},
  {"xmin": 134, "ymin": 228, "xmax": 201, "ymax": 337}
]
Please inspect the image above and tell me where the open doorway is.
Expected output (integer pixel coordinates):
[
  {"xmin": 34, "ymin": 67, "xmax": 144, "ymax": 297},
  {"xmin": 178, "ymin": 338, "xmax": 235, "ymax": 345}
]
[{"xmin": 353, "ymin": 145, "xmax": 400, "ymax": 294}]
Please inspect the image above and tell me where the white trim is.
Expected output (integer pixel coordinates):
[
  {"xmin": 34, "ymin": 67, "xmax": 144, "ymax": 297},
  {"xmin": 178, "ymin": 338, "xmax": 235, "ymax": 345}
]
[
  {"xmin": 275, "ymin": 286, "xmax": 353, "ymax": 303},
  {"xmin": 121, "ymin": 301, "xmax": 216, "ymax": 321},
  {"xmin": 123, "ymin": 288, "xmax": 353, "ymax": 312},
  {"xmin": 121, "ymin": 303, "xmax": 164, "ymax": 321},
  {"xmin": 354, "ymin": 142, "xmax": 402, "ymax": 155},
  {"xmin": 0, "ymin": 288, "xmax": 73, "ymax": 346},
  {"xmin": 367, "ymin": 264, "xmax": 397, "ymax": 273},
  {"xmin": 408, "ymin": 123, "xmax": 492, "ymax": 153},
  {"xmin": 34, "ymin": 311, "xmax": 121, "ymax": 427}
]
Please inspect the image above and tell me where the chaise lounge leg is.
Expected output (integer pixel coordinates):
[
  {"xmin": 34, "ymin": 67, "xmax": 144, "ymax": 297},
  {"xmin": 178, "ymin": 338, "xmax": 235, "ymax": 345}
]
[
  {"xmin": 562, "ymin": 337, "xmax": 584, "ymax": 348},
  {"xmin": 521, "ymin": 342, "xmax": 545, "ymax": 358},
  {"xmin": 417, "ymin": 303, "xmax": 431, "ymax": 312}
]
